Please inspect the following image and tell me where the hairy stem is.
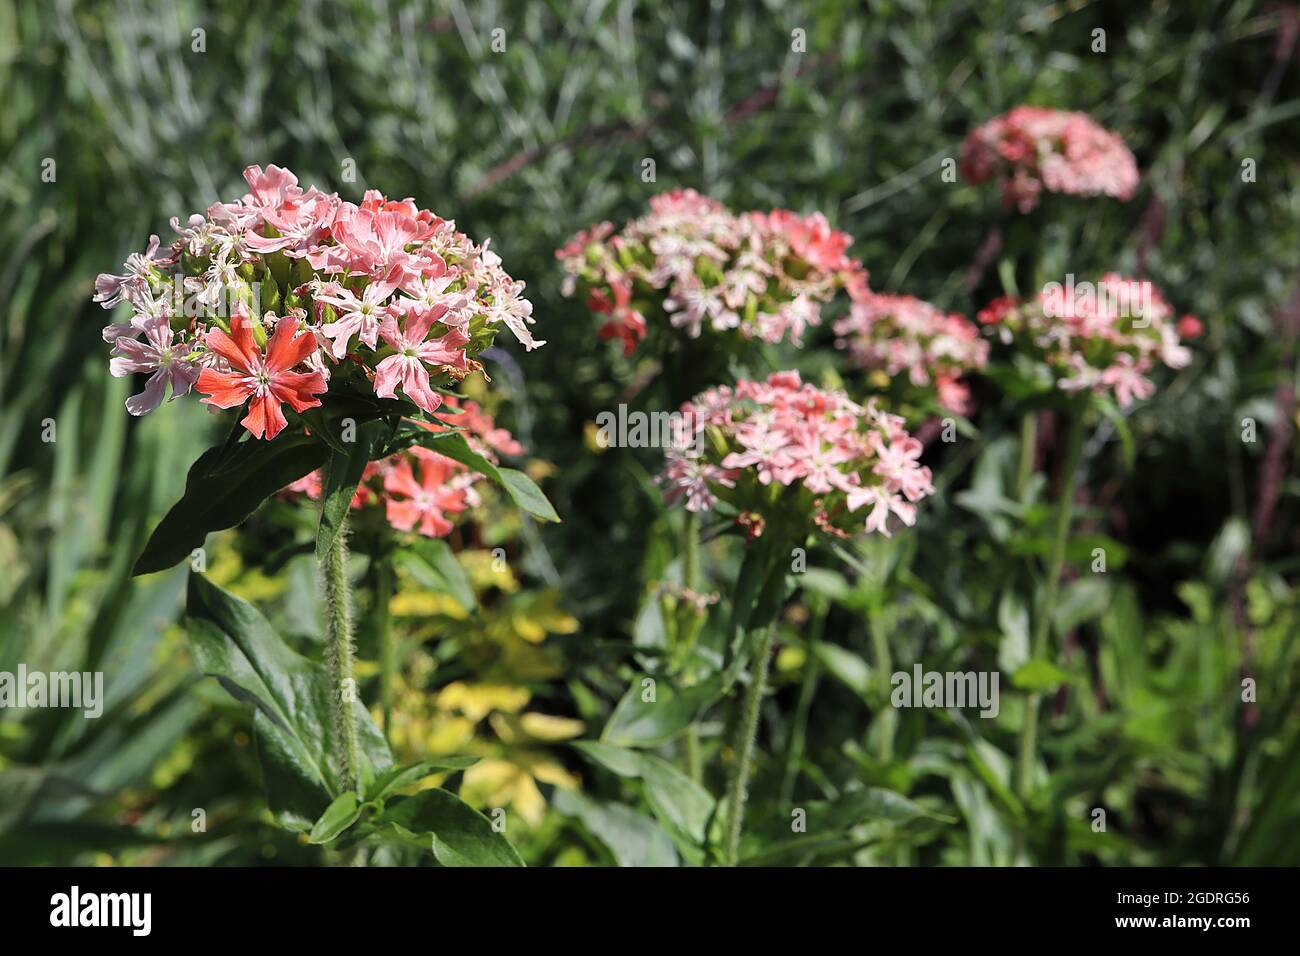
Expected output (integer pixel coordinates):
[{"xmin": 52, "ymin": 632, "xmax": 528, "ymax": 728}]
[
  {"xmin": 723, "ymin": 621, "xmax": 776, "ymax": 866},
  {"xmin": 376, "ymin": 555, "xmax": 395, "ymax": 743},
  {"xmin": 321, "ymin": 511, "xmax": 360, "ymax": 795},
  {"xmin": 1015, "ymin": 411, "xmax": 1085, "ymax": 804}
]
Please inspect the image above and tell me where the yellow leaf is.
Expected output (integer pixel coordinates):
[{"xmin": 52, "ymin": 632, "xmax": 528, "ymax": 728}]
[{"xmin": 437, "ymin": 681, "xmax": 530, "ymax": 721}]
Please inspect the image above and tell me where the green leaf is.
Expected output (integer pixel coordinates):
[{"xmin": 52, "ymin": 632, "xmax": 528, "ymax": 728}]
[
  {"xmin": 184, "ymin": 573, "xmax": 391, "ymax": 830},
  {"xmin": 404, "ymin": 537, "xmax": 476, "ymax": 612},
  {"xmin": 811, "ymin": 643, "xmax": 873, "ymax": 698},
  {"xmin": 573, "ymin": 741, "xmax": 714, "ymax": 844},
  {"xmin": 316, "ymin": 421, "xmax": 391, "ymax": 561},
  {"xmin": 601, "ymin": 675, "xmax": 723, "ymax": 748},
  {"xmin": 1011, "ymin": 659, "xmax": 1070, "ymax": 692},
  {"xmin": 379, "ymin": 789, "xmax": 524, "ymax": 866},
  {"xmin": 309, "ymin": 792, "xmax": 363, "ymax": 844},
  {"xmin": 498, "ymin": 468, "xmax": 560, "ymax": 523},
  {"xmin": 1091, "ymin": 395, "xmax": 1135, "ymax": 471},
  {"xmin": 134, "ymin": 432, "xmax": 327, "ymax": 575},
  {"xmin": 409, "ymin": 431, "xmax": 559, "ymax": 522},
  {"xmin": 1052, "ymin": 577, "xmax": 1112, "ymax": 636},
  {"xmin": 552, "ymin": 789, "xmax": 678, "ymax": 866},
  {"xmin": 367, "ymin": 757, "xmax": 480, "ymax": 803}
]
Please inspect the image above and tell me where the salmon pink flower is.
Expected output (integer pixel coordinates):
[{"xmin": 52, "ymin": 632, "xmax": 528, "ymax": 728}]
[
  {"xmin": 315, "ymin": 276, "xmax": 399, "ymax": 358},
  {"xmin": 97, "ymin": 165, "xmax": 541, "ymax": 439},
  {"xmin": 196, "ymin": 311, "xmax": 327, "ymax": 439},
  {"xmin": 978, "ymin": 273, "xmax": 1194, "ymax": 407},
  {"xmin": 961, "ymin": 107, "xmax": 1139, "ymax": 213},
  {"xmin": 661, "ymin": 371, "xmax": 933, "ymax": 538},
  {"xmin": 373, "ymin": 308, "xmax": 471, "ymax": 415},
  {"xmin": 109, "ymin": 312, "xmax": 201, "ymax": 416},
  {"xmin": 382, "ymin": 452, "xmax": 469, "ymax": 538},
  {"xmin": 834, "ymin": 291, "xmax": 988, "ymax": 415},
  {"xmin": 559, "ymin": 189, "xmax": 867, "ymax": 356}
]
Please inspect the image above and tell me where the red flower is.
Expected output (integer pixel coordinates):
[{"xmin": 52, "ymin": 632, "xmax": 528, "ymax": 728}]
[
  {"xmin": 196, "ymin": 311, "xmax": 327, "ymax": 439},
  {"xmin": 1177, "ymin": 314, "xmax": 1204, "ymax": 339}
]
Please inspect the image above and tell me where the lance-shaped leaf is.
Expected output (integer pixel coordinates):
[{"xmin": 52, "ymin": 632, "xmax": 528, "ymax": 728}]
[
  {"xmin": 133, "ymin": 431, "xmax": 327, "ymax": 576},
  {"xmin": 184, "ymin": 573, "xmax": 391, "ymax": 830},
  {"xmin": 406, "ymin": 431, "xmax": 560, "ymax": 523}
]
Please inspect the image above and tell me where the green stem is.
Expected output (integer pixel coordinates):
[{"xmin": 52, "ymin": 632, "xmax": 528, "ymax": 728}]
[
  {"xmin": 680, "ymin": 510, "xmax": 703, "ymax": 781},
  {"xmin": 685, "ymin": 729, "xmax": 703, "ymax": 784},
  {"xmin": 1014, "ymin": 410, "xmax": 1085, "ymax": 803},
  {"xmin": 780, "ymin": 599, "xmax": 826, "ymax": 806},
  {"xmin": 723, "ymin": 621, "xmax": 776, "ymax": 867},
  {"xmin": 868, "ymin": 603, "xmax": 895, "ymax": 765},
  {"xmin": 321, "ymin": 510, "xmax": 361, "ymax": 795},
  {"xmin": 376, "ymin": 555, "xmax": 395, "ymax": 743},
  {"xmin": 683, "ymin": 509, "xmax": 701, "ymax": 591},
  {"xmin": 1016, "ymin": 411, "xmax": 1038, "ymax": 502}
]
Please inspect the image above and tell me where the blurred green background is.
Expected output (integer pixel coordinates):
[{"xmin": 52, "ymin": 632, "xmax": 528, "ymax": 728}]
[{"xmin": 1, "ymin": 0, "xmax": 1298, "ymax": 865}]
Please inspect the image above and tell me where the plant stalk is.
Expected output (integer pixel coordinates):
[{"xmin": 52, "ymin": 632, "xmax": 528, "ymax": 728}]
[
  {"xmin": 1016, "ymin": 410, "xmax": 1038, "ymax": 502},
  {"xmin": 376, "ymin": 555, "xmax": 395, "ymax": 743},
  {"xmin": 321, "ymin": 510, "xmax": 361, "ymax": 795},
  {"xmin": 780, "ymin": 598, "xmax": 826, "ymax": 806},
  {"xmin": 723, "ymin": 620, "xmax": 776, "ymax": 866},
  {"xmin": 868, "ymin": 602, "xmax": 896, "ymax": 765},
  {"xmin": 1014, "ymin": 410, "xmax": 1085, "ymax": 802}
]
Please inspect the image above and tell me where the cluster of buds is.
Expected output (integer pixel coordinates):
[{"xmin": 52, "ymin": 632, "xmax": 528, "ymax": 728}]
[
  {"xmin": 660, "ymin": 371, "xmax": 934, "ymax": 539},
  {"xmin": 556, "ymin": 189, "xmax": 868, "ymax": 355},
  {"xmin": 978, "ymin": 274, "xmax": 1201, "ymax": 407},
  {"xmin": 284, "ymin": 395, "xmax": 524, "ymax": 538},
  {"xmin": 96, "ymin": 164, "xmax": 542, "ymax": 439},
  {"xmin": 960, "ymin": 106, "xmax": 1139, "ymax": 213},
  {"xmin": 833, "ymin": 291, "xmax": 989, "ymax": 415}
]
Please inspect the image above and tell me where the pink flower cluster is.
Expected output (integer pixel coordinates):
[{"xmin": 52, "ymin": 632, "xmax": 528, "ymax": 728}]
[
  {"xmin": 95, "ymin": 165, "xmax": 542, "ymax": 440},
  {"xmin": 660, "ymin": 371, "xmax": 934, "ymax": 539},
  {"xmin": 960, "ymin": 107, "xmax": 1139, "ymax": 213},
  {"xmin": 285, "ymin": 395, "xmax": 524, "ymax": 538},
  {"xmin": 977, "ymin": 274, "xmax": 1200, "ymax": 407},
  {"xmin": 556, "ymin": 189, "xmax": 868, "ymax": 355},
  {"xmin": 833, "ymin": 292, "xmax": 989, "ymax": 415}
]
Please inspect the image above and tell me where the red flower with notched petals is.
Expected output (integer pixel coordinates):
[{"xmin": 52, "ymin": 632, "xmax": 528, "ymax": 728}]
[{"xmin": 196, "ymin": 310, "xmax": 327, "ymax": 439}]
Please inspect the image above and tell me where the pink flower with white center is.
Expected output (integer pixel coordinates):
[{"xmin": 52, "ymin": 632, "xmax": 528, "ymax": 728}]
[
  {"xmin": 373, "ymin": 308, "xmax": 471, "ymax": 415},
  {"xmin": 109, "ymin": 313, "xmax": 201, "ymax": 416},
  {"xmin": 486, "ymin": 278, "xmax": 545, "ymax": 351},
  {"xmin": 94, "ymin": 234, "xmax": 172, "ymax": 309},
  {"xmin": 780, "ymin": 427, "xmax": 858, "ymax": 493},
  {"xmin": 245, "ymin": 189, "xmax": 340, "ymax": 256},
  {"xmin": 722, "ymin": 422, "xmax": 793, "ymax": 486},
  {"xmin": 395, "ymin": 269, "xmax": 464, "ymax": 322},
  {"xmin": 311, "ymin": 204, "xmax": 435, "ymax": 282},
  {"xmin": 315, "ymin": 275, "xmax": 399, "ymax": 358},
  {"xmin": 845, "ymin": 485, "xmax": 917, "ymax": 538},
  {"xmin": 662, "ymin": 370, "xmax": 933, "ymax": 538},
  {"xmin": 665, "ymin": 279, "xmax": 728, "ymax": 338},
  {"xmin": 870, "ymin": 433, "xmax": 935, "ymax": 502},
  {"xmin": 661, "ymin": 455, "xmax": 737, "ymax": 513}
]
